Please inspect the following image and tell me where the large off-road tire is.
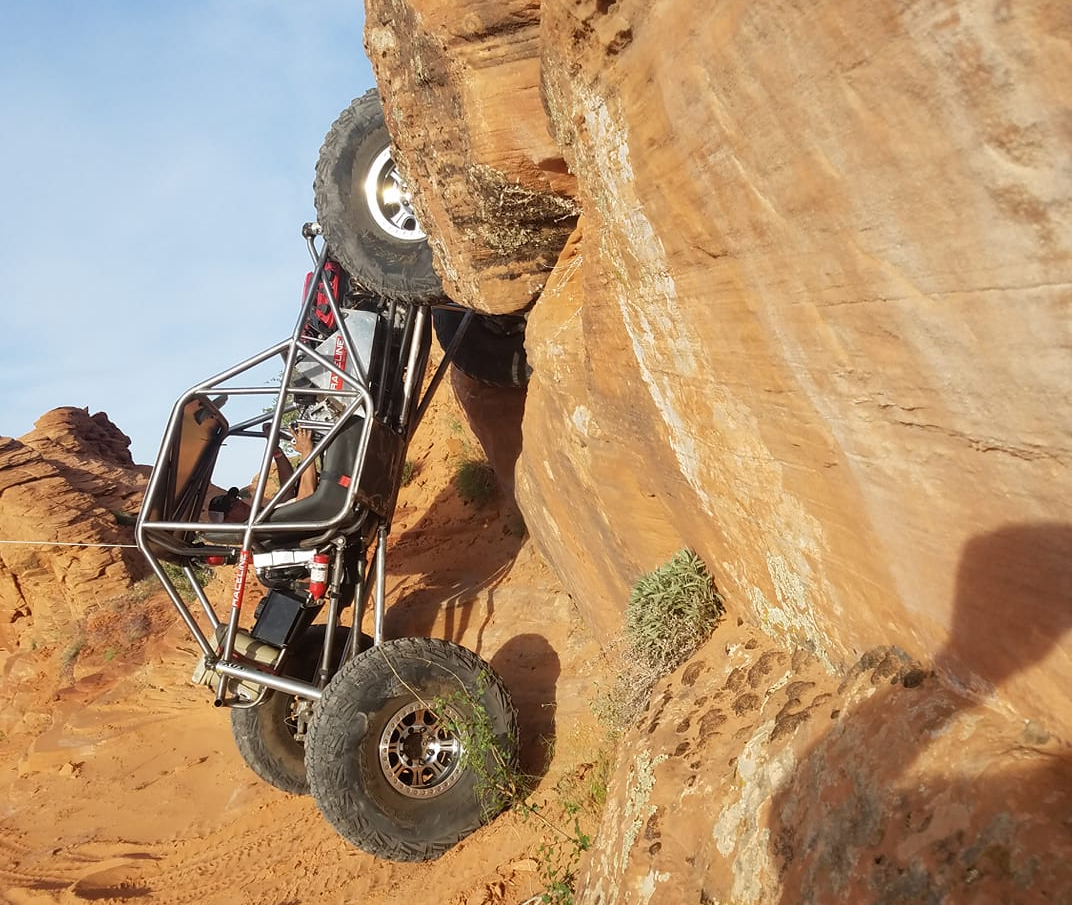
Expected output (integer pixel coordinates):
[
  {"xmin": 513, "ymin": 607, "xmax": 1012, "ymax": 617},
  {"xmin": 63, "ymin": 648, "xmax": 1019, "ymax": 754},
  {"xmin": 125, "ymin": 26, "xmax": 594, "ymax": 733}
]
[
  {"xmin": 432, "ymin": 307, "xmax": 531, "ymax": 388},
  {"xmin": 230, "ymin": 624, "xmax": 357, "ymax": 795},
  {"xmin": 305, "ymin": 638, "xmax": 518, "ymax": 862},
  {"xmin": 315, "ymin": 89, "xmax": 444, "ymax": 303}
]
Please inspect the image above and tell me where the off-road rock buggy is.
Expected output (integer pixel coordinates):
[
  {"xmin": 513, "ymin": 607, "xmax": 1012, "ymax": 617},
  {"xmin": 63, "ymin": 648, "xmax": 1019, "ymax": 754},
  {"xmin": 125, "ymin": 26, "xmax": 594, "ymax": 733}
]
[{"xmin": 136, "ymin": 91, "xmax": 529, "ymax": 861}]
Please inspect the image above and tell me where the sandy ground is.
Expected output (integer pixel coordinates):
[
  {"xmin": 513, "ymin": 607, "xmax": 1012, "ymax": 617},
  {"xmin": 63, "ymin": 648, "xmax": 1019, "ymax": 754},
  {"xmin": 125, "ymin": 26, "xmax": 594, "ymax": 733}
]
[{"xmin": 0, "ymin": 382, "xmax": 612, "ymax": 905}]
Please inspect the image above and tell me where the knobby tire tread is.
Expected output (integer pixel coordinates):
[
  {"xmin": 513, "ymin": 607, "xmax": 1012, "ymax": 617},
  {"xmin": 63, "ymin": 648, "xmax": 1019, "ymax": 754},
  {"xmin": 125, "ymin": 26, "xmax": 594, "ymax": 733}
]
[
  {"xmin": 230, "ymin": 625, "xmax": 354, "ymax": 795},
  {"xmin": 305, "ymin": 637, "xmax": 518, "ymax": 862},
  {"xmin": 314, "ymin": 90, "xmax": 445, "ymax": 304},
  {"xmin": 432, "ymin": 308, "xmax": 530, "ymax": 388}
]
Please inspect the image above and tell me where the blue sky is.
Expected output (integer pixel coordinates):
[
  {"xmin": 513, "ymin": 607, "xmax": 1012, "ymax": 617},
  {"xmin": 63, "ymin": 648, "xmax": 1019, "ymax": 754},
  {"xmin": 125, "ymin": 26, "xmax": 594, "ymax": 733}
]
[{"xmin": 0, "ymin": 1, "xmax": 375, "ymax": 483}]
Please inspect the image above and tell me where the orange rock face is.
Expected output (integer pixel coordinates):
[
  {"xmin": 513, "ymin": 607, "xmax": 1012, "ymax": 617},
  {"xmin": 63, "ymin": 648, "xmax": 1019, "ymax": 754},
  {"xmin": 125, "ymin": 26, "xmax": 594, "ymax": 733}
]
[
  {"xmin": 525, "ymin": 0, "xmax": 1072, "ymax": 734},
  {"xmin": 371, "ymin": 0, "xmax": 1072, "ymax": 901},
  {"xmin": 0, "ymin": 408, "xmax": 149, "ymax": 654},
  {"xmin": 364, "ymin": 0, "xmax": 579, "ymax": 313},
  {"xmin": 580, "ymin": 625, "xmax": 1072, "ymax": 904}
]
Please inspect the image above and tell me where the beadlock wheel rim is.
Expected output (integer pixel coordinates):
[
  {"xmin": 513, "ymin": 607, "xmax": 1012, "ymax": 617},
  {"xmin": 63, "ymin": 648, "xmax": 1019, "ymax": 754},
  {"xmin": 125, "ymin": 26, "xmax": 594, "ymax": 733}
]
[
  {"xmin": 363, "ymin": 146, "xmax": 426, "ymax": 242},
  {"xmin": 378, "ymin": 700, "xmax": 465, "ymax": 798}
]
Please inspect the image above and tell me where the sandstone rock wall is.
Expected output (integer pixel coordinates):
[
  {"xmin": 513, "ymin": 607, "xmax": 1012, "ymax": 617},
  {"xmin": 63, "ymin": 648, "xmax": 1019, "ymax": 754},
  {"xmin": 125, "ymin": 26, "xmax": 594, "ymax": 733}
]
[
  {"xmin": 366, "ymin": 2, "xmax": 1070, "ymax": 900},
  {"xmin": 0, "ymin": 408, "xmax": 149, "ymax": 654},
  {"xmin": 365, "ymin": 0, "xmax": 579, "ymax": 312},
  {"xmin": 527, "ymin": 0, "xmax": 1072, "ymax": 735},
  {"xmin": 580, "ymin": 620, "xmax": 1072, "ymax": 904},
  {"xmin": 368, "ymin": 0, "xmax": 1071, "ymax": 731}
]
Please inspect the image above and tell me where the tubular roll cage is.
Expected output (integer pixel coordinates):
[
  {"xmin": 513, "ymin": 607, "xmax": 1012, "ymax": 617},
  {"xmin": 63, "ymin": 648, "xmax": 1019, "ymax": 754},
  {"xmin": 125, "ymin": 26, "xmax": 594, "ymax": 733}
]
[{"xmin": 135, "ymin": 222, "xmax": 472, "ymax": 708}]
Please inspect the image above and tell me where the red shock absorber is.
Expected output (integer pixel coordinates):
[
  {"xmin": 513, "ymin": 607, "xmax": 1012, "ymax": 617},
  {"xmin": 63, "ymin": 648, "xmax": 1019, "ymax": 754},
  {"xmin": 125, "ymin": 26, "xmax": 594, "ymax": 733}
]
[{"xmin": 309, "ymin": 552, "xmax": 330, "ymax": 600}]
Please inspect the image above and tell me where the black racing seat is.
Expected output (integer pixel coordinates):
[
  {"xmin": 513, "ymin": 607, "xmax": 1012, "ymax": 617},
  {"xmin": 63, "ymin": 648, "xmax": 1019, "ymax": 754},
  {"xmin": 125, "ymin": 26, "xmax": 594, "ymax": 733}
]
[
  {"xmin": 267, "ymin": 415, "xmax": 365, "ymax": 527},
  {"xmin": 261, "ymin": 413, "xmax": 408, "ymax": 549}
]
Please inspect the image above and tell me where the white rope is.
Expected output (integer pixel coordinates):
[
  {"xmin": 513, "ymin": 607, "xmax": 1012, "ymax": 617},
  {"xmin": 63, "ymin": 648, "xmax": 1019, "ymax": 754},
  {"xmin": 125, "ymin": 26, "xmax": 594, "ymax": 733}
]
[{"xmin": 0, "ymin": 539, "xmax": 139, "ymax": 549}]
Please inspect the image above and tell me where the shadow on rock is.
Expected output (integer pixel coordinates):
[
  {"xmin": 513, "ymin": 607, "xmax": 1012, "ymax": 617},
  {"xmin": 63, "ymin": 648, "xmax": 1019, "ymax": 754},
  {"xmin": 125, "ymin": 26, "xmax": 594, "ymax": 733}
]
[
  {"xmin": 383, "ymin": 493, "xmax": 525, "ymax": 647},
  {"xmin": 448, "ymin": 367, "xmax": 527, "ymax": 500},
  {"xmin": 768, "ymin": 522, "xmax": 1072, "ymax": 904}
]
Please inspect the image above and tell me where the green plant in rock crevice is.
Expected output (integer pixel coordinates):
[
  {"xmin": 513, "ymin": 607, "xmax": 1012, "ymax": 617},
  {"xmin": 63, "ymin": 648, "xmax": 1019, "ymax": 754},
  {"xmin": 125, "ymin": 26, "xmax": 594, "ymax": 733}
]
[
  {"xmin": 440, "ymin": 409, "xmax": 498, "ymax": 506},
  {"xmin": 61, "ymin": 635, "xmax": 86, "ymax": 666},
  {"xmin": 524, "ymin": 746, "xmax": 613, "ymax": 905},
  {"xmin": 626, "ymin": 547, "xmax": 724, "ymax": 675},
  {"xmin": 531, "ymin": 811, "xmax": 592, "ymax": 905},
  {"xmin": 597, "ymin": 548, "xmax": 725, "ymax": 732},
  {"xmin": 109, "ymin": 508, "xmax": 138, "ymax": 527},
  {"xmin": 161, "ymin": 560, "xmax": 213, "ymax": 597}
]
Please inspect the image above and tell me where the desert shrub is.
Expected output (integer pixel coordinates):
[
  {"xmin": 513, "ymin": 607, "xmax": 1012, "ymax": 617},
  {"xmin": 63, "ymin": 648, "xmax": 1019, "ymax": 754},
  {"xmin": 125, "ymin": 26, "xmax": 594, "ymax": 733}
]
[
  {"xmin": 597, "ymin": 549, "xmax": 724, "ymax": 731},
  {"xmin": 433, "ymin": 679, "xmax": 525, "ymax": 819},
  {"xmin": 625, "ymin": 548, "xmax": 724, "ymax": 675},
  {"xmin": 591, "ymin": 650, "xmax": 664, "ymax": 733},
  {"xmin": 433, "ymin": 688, "xmax": 612, "ymax": 905},
  {"xmin": 128, "ymin": 574, "xmax": 161, "ymax": 603},
  {"xmin": 527, "ymin": 743, "xmax": 614, "ymax": 905},
  {"xmin": 109, "ymin": 508, "xmax": 138, "ymax": 527},
  {"xmin": 61, "ymin": 635, "xmax": 86, "ymax": 667},
  {"xmin": 455, "ymin": 458, "xmax": 498, "ymax": 505},
  {"xmin": 161, "ymin": 560, "xmax": 212, "ymax": 596},
  {"xmin": 505, "ymin": 510, "xmax": 527, "ymax": 538}
]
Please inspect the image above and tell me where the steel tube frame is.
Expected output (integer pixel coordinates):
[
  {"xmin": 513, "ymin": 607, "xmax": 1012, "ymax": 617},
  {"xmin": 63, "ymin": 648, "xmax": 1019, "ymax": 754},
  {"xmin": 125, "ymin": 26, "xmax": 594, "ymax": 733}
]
[
  {"xmin": 214, "ymin": 662, "xmax": 322, "ymax": 701},
  {"xmin": 136, "ymin": 227, "xmax": 462, "ymax": 705}
]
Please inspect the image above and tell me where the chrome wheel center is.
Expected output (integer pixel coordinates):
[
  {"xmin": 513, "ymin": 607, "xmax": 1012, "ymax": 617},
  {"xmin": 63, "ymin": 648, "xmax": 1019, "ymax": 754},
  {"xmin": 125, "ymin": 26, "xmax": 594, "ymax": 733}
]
[
  {"xmin": 364, "ymin": 146, "xmax": 426, "ymax": 242},
  {"xmin": 378, "ymin": 700, "xmax": 464, "ymax": 798}
]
